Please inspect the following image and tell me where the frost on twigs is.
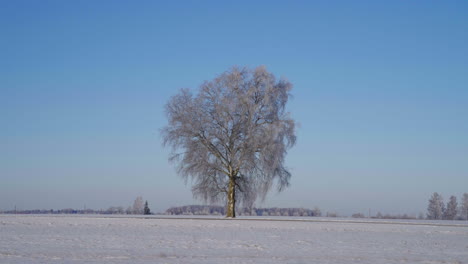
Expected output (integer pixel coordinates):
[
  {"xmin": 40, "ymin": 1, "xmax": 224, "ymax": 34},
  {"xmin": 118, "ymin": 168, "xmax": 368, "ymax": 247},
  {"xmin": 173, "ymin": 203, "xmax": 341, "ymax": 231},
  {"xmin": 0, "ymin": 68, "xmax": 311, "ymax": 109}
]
[{"xmin": 162, "ymin": 66, "xmax": 297, "ymax": 217}]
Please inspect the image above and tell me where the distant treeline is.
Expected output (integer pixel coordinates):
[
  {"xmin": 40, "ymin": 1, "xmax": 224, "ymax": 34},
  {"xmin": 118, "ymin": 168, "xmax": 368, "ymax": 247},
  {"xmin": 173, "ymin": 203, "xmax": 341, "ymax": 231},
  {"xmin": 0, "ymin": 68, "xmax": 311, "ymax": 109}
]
[
  {"xmin": 0, "ymin": 207, "xmax": 150, "ymax": 215},
  {"xmin": 0, "ymin": 207, "xmax": 419, "ymax": 220},
  {"xmin": 351, "ymin": 212, "xmax": 419, "ymax": 220},
  {"xmin": 1, "ymin": 209, "xmax": 99, "ymax": 215},
  {"xmin": 4, "ymin": 192, "xmax": 466, "ymax": 220},
  {"xmin": 1, "ymin": 196, "xmax": 152, "ymax": 215},
  {"xmin": 165, "ymin": 205, "xmax": 323, "ymax": 217}
]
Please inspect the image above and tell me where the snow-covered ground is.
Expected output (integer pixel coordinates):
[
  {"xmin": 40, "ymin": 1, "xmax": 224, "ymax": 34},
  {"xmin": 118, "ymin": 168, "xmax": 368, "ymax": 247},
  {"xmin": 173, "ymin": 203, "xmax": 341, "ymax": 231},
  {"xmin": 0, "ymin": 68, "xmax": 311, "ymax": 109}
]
[{"xmin": 1, "ymin": 215, "xmax": 467, "ymax": 264}]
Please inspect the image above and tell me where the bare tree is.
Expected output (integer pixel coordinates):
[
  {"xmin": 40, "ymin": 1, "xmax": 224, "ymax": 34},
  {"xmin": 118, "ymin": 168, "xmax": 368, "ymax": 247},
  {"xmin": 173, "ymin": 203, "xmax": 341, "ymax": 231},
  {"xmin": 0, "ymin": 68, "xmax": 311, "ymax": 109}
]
[
  {"xmin": 162, "ymin": 66, "xmax": 296, "ymax": 217},
  {"xmin": 427, "ymin": 192, "xmax": 445, "ymax": 220},
  {"xmin": 126, "ymin": 206, "xmax": 132, "ymax": 215},
  {"xmin": 132, "ymin": 196, "xmax": 144, "ymax": 215},
  {"xmin": 444, "ymin": 195, "xmax": 457, "ymax": 220},
  {"xmin": 312, "ymin": 206, "xmax": 322, "ymax": 217},
  {"xmin": 461, "ymin": 193, "xmax": 468, "ymax": 220}
]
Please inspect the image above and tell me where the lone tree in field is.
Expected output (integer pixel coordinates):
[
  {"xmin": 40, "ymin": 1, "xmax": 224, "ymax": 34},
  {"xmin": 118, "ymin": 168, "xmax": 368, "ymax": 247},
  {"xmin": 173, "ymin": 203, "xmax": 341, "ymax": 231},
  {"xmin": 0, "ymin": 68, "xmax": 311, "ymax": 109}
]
[{"xmin": 162, "ymin": 66, "xmax": 296, "ymax": 217}]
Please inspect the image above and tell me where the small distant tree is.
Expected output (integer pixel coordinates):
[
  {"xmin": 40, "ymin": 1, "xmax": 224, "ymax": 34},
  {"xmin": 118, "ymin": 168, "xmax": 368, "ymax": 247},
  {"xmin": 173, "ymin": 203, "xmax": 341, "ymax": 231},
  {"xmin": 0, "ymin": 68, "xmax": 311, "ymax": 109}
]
[
  {"xmin": 312, "ymin": 207, "xmax": 322, "ymax": 217},
  {"xmin": 460, "ymin": 193, "xmax": 468, "ymax": 220},
  {"xmin": 144, "ymin": 201, "xmax": 151, "ymax": 215},
  {"xmin": 126, "ymin": 206, "xmax": 133, "ymax": 215},
  {"xmin": 427, "ymin": 192, "xmax": 445, "ymax": 220},
  {"xmin": 132, "ymin": 196, "xmax": 144, "ymax": 215},
  {"xmin": 444, "ymin": 195, "xmax": 457, "ymax": 220}
]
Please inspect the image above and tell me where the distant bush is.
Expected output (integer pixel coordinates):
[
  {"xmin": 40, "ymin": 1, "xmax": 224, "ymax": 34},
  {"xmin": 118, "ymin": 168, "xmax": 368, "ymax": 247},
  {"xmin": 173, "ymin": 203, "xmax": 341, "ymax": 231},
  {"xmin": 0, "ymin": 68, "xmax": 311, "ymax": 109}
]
[
  {"xmin": 326, "ymin": 212, "xmax": 338, "ymax": 217},
  {"xmin": 352, "ymin": 213, "xmax": 366, "ymax": 218}
]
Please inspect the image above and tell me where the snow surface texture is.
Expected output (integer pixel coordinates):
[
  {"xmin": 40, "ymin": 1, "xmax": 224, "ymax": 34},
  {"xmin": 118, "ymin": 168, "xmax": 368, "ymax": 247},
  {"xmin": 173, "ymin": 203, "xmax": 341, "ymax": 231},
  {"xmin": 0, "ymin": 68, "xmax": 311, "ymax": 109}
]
[{"xmin": 1, "ymin": 215, "xmax": 467, "ymax": 264}]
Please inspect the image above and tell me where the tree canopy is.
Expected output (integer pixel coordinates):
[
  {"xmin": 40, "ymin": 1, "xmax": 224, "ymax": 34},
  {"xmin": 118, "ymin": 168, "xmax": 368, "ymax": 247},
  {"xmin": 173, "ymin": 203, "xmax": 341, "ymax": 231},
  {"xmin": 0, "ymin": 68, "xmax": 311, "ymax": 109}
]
[{"xmin": 162, "ymin": 66, "xmax": 296, "ymax": 217}]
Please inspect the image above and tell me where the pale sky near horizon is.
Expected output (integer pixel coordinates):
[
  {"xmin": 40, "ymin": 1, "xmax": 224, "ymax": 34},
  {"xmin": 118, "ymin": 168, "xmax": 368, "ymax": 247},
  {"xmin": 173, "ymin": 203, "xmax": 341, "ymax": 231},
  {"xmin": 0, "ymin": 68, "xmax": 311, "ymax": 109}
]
[{"xmin": 1, "ymin": 1, "xmax": 467, "ymax": 216}]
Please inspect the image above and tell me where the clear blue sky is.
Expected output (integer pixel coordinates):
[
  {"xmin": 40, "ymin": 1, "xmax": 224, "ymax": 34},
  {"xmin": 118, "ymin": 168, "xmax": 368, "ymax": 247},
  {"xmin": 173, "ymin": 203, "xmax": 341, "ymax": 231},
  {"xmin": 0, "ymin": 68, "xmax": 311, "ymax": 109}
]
[{"xmin": 1, "ymin": 0, "xmax": 467, "ymax": 215}]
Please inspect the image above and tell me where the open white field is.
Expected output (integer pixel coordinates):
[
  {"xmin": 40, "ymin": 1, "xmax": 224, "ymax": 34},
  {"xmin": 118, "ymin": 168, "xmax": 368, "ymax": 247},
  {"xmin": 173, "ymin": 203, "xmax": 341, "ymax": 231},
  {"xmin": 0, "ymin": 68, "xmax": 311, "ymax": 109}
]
[{"xmin": 1, "ymin": 215, "xmax": 467, "ymax": 264}]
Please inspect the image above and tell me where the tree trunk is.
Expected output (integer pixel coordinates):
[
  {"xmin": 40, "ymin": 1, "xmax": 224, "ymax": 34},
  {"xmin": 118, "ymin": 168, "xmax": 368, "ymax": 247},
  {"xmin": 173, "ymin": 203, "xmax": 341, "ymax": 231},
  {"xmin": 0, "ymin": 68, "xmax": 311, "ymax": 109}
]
[{"xmin": 226, "ymin": 176, "xmax": 236, "ymax": 218}]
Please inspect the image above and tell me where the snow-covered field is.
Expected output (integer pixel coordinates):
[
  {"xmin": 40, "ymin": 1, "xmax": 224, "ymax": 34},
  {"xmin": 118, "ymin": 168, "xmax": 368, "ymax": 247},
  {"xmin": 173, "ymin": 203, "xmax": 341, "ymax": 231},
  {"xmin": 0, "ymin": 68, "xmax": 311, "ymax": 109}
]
[{"xmin": 1, "ymin": 215, "xmax": 467, "ymax": 264}]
